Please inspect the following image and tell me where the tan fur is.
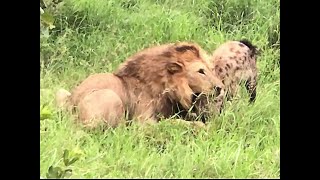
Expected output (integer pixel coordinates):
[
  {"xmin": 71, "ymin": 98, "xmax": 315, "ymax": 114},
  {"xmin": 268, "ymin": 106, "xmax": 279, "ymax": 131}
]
[
  {"xmin": 55, "ymin": 73, "xmax": 127, "ymax": 128},
  {"xmin": 78, "ymin": 89, "xmax": 125, "ymax": 128},
  {"xmin": 56, "ymin": 88, "xmax": 71, "ymax": 108},
  {"xmin": 56, "ymin": 42, "xmax": 224, "ymax": 128},
  {"xmin": 210, "ymin": 40, "xmax": 259, "ymax": 103}
]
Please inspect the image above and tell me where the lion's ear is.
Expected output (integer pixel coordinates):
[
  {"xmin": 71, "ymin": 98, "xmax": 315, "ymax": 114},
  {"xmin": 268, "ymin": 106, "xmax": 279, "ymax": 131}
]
[
  {"xmin": 167, "ymin": 62, "xmax": 183, "ymax": 74},
  {"xmin": 174, "ymin": 43, "xmax": 200, "ymax": 58}
]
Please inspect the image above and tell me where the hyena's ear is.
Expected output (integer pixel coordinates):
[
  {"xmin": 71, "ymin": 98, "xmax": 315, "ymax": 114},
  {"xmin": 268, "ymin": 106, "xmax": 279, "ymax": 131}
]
[
  {"xmin": 167, "ymin": 62, "xmax": 183, "ymax": 74},
  {"xmin": 239, "ymin": 39, "xmax": 261, "ymax": 58},
  {"xmin": 174, "ymin": 42, "xmax": 200, "ymax": 58}
]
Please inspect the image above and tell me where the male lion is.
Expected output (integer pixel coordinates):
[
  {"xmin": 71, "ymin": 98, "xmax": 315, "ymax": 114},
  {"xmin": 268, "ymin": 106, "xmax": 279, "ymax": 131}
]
[{"xmin": 56, "ymin": 42, "xmax": 224, "ymax": 128}]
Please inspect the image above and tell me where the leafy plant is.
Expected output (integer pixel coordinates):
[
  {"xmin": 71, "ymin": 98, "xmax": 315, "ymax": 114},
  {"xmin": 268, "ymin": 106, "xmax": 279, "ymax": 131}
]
[
  {"xmin": 46, "ymin": 149, "xmax": 80, "ymax": 179},
  {"xmin": 40, "ymin": 0, "xmax": 64, "ymax": 37},
  {"xmin": 40, "ymin": 105, "xmax": 52, "ymax": 120},
  {"xmin": 63, "ymin": 149, "xmax": 80, "ymax": 166},
  {"xmin": 40, "ymin": 0, "xmax": 67, "ymax": 69}
]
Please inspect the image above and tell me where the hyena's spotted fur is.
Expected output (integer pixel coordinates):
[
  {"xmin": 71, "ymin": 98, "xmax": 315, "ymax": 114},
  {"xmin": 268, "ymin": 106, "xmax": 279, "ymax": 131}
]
[{"xmin": 210, "ymin": 39, "xmax": 259, "ymax": 103}]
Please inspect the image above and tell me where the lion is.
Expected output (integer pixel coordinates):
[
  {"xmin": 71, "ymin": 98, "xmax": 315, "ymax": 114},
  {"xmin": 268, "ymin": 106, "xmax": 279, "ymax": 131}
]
[{"xmin": 56, "ymin": 42, "xmax": 224, "ymax": 128}]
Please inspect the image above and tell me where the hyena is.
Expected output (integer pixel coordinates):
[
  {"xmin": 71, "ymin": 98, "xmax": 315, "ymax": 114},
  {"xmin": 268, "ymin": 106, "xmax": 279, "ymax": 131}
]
[{"xmin": 209, "ymin": 39, "xmax": 259, "ymax": 103}]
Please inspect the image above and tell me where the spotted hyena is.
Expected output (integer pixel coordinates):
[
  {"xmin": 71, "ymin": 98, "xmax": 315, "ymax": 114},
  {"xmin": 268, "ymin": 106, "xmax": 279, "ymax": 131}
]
[{"xmin": 209, "ymin": 39, "xmax": 259, "ymax": 104}]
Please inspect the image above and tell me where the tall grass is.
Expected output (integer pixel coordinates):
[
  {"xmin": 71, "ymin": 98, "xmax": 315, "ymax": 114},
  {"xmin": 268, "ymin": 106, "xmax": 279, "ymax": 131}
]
[{"xmin": 40, "ymin": 0, "xmax": 280, "ymax": 178}]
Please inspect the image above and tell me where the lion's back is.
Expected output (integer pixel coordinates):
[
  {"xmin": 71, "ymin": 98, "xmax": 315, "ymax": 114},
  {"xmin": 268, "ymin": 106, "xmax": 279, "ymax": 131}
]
[{"xmin": 70, "ymin": 73, "xmax": 127, "ymax": 106}]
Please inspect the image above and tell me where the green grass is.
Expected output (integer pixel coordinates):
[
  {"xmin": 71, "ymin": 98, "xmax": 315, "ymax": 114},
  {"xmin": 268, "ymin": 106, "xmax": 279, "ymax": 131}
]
[{"xmin": 40, "ymin": 0, "xmax": 280, "ymax": 178}]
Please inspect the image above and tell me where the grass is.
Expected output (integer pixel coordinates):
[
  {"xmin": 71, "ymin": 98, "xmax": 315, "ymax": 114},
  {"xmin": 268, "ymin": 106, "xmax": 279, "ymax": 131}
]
[{"xmin": 40, "ymin": 0, "xmax": 280, "ymax": 178}]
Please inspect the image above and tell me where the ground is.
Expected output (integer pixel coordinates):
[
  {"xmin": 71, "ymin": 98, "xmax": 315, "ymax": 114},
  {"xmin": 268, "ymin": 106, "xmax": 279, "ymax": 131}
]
[{"xmin": 40, "ymin": 0, "xmax": 280, "ymax": 178}]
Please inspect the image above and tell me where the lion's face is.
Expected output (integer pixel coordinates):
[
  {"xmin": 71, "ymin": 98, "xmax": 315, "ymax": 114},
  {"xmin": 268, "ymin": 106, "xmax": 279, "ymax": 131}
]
[
  {"xmin": 165, "ymin": 60, "xmax": 224, "ymax": 110},
  {"xmin": 167, "ymin": 42, "xmax": 224, "ymax": 96},
  {"xmin": 185, "ymin": 61, "xmax": 224, "ymax": 95},
  {"xmin": 161, "ymin": 42, "xmax": 225, "ymax": 110}
]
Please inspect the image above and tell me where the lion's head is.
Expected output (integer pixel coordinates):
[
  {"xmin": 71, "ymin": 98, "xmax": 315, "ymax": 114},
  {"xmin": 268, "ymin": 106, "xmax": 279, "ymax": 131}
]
[
  {"xmin": 167, "ymin": 42, "xmax": 224, "ymax": 97},
  {"xmin": 161, "ymin": 42, "xmax": 226, "ymax": 121}
]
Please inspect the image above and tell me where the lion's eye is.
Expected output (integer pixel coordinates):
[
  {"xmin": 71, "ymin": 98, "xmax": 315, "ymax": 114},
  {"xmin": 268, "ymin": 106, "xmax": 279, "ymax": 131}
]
[{"xmin": 198, "ymin": 68, "xmax": 205, "ymax": 75}]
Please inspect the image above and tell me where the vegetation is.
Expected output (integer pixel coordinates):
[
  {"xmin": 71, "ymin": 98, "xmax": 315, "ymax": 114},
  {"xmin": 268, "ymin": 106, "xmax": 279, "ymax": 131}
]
[{"xmin": 40, "ymin": 0, "xmax": 280, "ymax": 178}]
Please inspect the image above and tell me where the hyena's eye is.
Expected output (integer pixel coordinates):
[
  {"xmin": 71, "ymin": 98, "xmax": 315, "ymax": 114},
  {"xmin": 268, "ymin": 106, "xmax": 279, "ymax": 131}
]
[{"xmin": 198, "ymin": 68, "xmax": 205, "ymax": 75}]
